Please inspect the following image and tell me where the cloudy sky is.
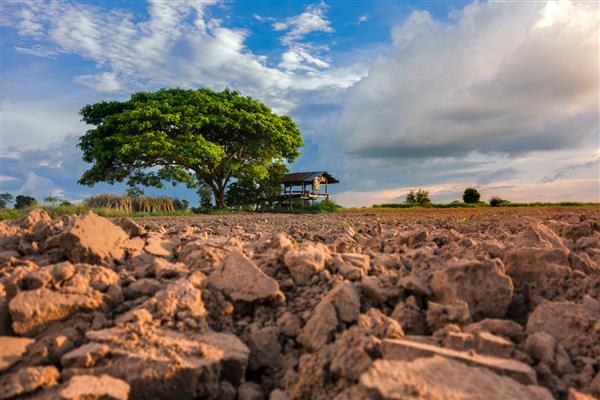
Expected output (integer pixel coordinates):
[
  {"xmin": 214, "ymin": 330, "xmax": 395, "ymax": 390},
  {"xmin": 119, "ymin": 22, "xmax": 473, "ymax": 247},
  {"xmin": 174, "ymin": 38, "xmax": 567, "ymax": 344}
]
[{"xmin": 1, "ymin": 0, "xmax": 598, "ymax": 206}]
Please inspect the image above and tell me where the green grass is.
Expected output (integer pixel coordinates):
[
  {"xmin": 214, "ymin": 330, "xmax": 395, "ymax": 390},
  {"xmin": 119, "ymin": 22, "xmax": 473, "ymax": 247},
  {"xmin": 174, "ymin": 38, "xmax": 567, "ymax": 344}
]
[{"xmin": 373, "ymin": 201, "xmax": 599, "ymax": 209}]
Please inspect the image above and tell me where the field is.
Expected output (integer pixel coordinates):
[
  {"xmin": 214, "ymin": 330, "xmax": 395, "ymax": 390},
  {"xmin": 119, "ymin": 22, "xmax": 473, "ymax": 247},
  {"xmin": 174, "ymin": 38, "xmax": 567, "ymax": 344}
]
[{"xmin": 0, "ymin": 206, "xmax": 599, "ymax": 399}]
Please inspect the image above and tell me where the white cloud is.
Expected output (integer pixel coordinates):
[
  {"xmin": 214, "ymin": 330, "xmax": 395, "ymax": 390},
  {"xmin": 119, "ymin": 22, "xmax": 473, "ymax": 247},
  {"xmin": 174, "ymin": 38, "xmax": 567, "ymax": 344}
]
[
  {"xmin": 17, "ymin": 172, "xmax": 65, "ymax": 199},
  {"xmin": 7, "ymin": 0, "xmax": 355, "ymax": 113},
  {"xmin": 357, "ymin": 15, "xmax": 369, "ymax": 24},
  {"xmin": 272, "ymin": 2, "xmax": 334, "ymax": 43},
  {"xmin": 74, "ymin": 72, "xmax": 122, "ymax": 92},
  {"xmin": 336, "ymin": 1, "xmax": 599, "ymax": 159}
]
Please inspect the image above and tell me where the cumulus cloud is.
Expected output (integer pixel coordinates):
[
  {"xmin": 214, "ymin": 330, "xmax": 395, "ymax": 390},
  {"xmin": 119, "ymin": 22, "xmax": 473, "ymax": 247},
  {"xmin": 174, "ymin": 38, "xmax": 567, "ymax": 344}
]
[
  {"xmin": 336, "ymin": 1, "xmax": 599, "ymax": 159},
  {"xmin": 7, "ymin": 0, "xmax": 353, "ymax": 111},
  {"xmin": 272, "ymin": 2, "xmax": 334, "ymax": 43}
]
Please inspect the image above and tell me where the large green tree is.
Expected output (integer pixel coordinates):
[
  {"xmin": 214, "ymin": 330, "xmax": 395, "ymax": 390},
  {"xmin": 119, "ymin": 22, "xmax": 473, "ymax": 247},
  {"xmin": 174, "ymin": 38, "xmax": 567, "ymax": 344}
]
[{"xmin": 78, "ymin": 88, "xmax": 303, "ymax": 208}]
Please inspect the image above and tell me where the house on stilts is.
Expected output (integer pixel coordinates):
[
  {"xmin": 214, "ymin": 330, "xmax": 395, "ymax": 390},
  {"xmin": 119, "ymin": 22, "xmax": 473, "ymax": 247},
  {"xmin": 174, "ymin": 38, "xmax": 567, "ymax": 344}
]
[{"xmin": 278, "ymin": 171, "xmax": 339, "ymax": 207}]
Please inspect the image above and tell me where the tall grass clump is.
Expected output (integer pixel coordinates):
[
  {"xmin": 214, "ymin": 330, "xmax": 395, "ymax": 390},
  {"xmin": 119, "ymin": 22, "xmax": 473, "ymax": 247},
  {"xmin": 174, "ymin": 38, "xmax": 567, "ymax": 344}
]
[{"xmin": 85, "ymin": 194, "xmax": 186, "ymax": 213}]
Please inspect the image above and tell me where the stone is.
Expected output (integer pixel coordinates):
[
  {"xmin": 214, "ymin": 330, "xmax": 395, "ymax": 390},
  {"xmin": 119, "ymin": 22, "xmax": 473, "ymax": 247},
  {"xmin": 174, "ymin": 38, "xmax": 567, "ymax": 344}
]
[
  {"xmin": 207, "ymin": 251, "xmax": 284, "ymax": 304},
  {"xmin": 443, "ymin": 332, "xmax": 475, "ymax": 351},
  {"xmin": 475, "ymin": 331, "xmax": 514, "ymax": 358},
  {"xmin": 152, "ymin": 278, "xmax": 207, "ymax": 322},
  {"xmin": 0, "ymin": 366, "xmax": 59, "ymax": 400},
  {"xmin": 429, "ymin": 259, "xmax": 514, "ymax": 319},
  {"xmin": 44, "ymin": 212, "xmax": 128, "ymax": 263},
  {"xmin": 144, "ymin": 233, "xmax": 175, "ymax": 258},
  {"xmin": 9, "ymin": 287, "xmax": 102, "ymax": 336},
  {"xmin": 399, "ymin": 274, "xmax": 432, "ymax": 297},
  {"xmin": 382, "ymin": 338, "xmax": 538, "ymax": 385},
  {"xmin": 504, "ymin": 247, "xmax": 571, "ymax": 282},
  {"xmin": 335, "ymin": 253, "xmax": 370, "ymax": 277},
  {"xmin": 526, "ymin": 299, "xmax": 600, "ymax": 355},
  {"xmin": 58, "ymin": 374, "xmax": 130, "ymax": 400},
  {"xmin": 323, "ymin": 281, "xmax": 361, "ymax": 323},
  {"xmin": 283, "ymin": 242, "xmax": 331, "ymax": 285},
  {"xmin": 277, "ymin": 312, "xmax": 301, "ymax": 337},
  {"xmin": 464, "ymin": 319, "xmax": 524, "ymax": 342},
  {"xmin": 83, "ymin": 323, "xmax": 250, "ymax": 399},
  {"xmin": 426, "ymin": 300, "xmax": 471, "ymax": 332},
  {"xmin": 518, "ymin": 223, "xmax": 568, "ymax": 250},
  {"xmin": 269, "ymin": 389, "xmax": 289, "ymax": 400},
  {"xmin": 61, "ymin": 342, "xmax": 110, "ymax": 368},
  {"xmin": 360, "ymin": 357, "xmax": 552, "ymax": 400},
  {"xmin": 238, "ymin": 382, "xmax": 264, "ymax": 400},
  {"xmin": 249, "ymin": 327, "xmax": 282, "ymax": 370},
  {"xmin": 390, "ymin": 299, "xmax": 427, "ymax": 335},
  {"xmin": 123, "ymin": 278, "xmax": 162, "ymax": 300},
  {"xmin": 524, "ymin": 331, "xmax": 556, "ymax": 365},
  {"xmin": 0, "ymin": 336, "xmax": 34, "ymax": 372},
  {"xmin": 153, "ymin": 258, "xmax": 188, "ymax": 280},
  {"xmin": 359, "ymin": 275, "xmax": 400, "ymax": 304},
  {"xmin": 298, "ymin": 301, "xmax": 338, "ymax": 350},
  {"xmin": 113, "ymin": 217, "xmax": 147, "ymax": 237}
]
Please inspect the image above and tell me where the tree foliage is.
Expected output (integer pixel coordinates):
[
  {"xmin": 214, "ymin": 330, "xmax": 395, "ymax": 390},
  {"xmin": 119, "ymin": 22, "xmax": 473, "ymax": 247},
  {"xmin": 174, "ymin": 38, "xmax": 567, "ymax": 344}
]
[
  {"xmin": 463, "ymin": 187, "xmax": 481, "ymax": 203},
  {"xmin": 226, "ymin": 162, "xmax": 287, "ymax": 209},
  {"xmin": 406, "ymin": 189, "xmax": 431, "ymax": 206},
  {"xmin": 14, "ymin": 195, "xmax": 37, "ymax": 209},
  {"xmin": 78, "ymin": 88, "xmax": 303, "ymax": 208}
]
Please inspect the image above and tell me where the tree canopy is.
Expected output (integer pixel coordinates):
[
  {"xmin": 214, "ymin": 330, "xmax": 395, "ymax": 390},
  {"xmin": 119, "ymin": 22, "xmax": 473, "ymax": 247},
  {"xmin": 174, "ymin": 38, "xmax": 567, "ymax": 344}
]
[
  {"xmin": 463, "ymin": 188, "xmax": 481, "ymax": 203},
  {"xmin": 78, "ymin": 88, "xmax": 303, "ymax": 208}
]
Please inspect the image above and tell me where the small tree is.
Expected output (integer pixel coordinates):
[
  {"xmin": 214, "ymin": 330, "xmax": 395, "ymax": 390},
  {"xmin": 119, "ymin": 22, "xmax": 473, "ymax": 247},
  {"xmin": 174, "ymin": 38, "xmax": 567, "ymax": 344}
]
[
  {"xmin": 490, "ymin": 196, "xmax": 509, "ymax": 207},
  {"xmin": 406, "ymin": 190, "xmax": 417, "ymax": 204},
  {"xmin": 463, "ymin": 187, "xmax": 481, "ymax": 203},
  {"xmin": 406, "ymin": 189, "xmax": 430, "ymax": 206},
  {"xmin": 0, "ymin": 193, "xmax": 13, "ymax": 208},
  {"xmin": 15, "ymin": 195, "xmax": 37, "ymax": 209}
]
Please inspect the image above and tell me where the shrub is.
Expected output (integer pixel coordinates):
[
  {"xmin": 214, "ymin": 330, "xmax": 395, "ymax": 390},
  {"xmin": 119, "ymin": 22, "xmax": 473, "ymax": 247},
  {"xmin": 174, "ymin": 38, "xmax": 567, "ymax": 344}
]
[
  {"xmin": 490, "ymin": 196, "xmax": 510, "ymax": 207},
  {"xmin": 406, "ymin": 189, "xmax": 431, "ymax": 206},
  {"xmin": 463, "ymin": 188, "xmax": 481, "ymax": 203},
  {"xmin": 15, "ymin": 195, "xmax": 37, "ymax": 209}
]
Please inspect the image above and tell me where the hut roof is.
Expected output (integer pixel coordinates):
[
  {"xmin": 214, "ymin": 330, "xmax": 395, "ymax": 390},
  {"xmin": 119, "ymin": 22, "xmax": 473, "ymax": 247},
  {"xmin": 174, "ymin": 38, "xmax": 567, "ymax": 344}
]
[{"xmin": 282, "ymin": 171, "xmax": 339, "ymax": 185}]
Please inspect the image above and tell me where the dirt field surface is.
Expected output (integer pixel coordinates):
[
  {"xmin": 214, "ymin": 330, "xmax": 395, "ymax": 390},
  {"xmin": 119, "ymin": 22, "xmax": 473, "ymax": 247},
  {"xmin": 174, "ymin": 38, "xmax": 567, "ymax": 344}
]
[{"xmin": 1, "ymin": 206, "xmax": 599, "ymax": 399}]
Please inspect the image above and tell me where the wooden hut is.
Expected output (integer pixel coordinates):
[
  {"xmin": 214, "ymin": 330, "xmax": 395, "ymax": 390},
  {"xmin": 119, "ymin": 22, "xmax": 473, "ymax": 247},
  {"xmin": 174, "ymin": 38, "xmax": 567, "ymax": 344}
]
[{"xmin": 279, "ymin": 171, "xmax": 339, "ymax": 206}]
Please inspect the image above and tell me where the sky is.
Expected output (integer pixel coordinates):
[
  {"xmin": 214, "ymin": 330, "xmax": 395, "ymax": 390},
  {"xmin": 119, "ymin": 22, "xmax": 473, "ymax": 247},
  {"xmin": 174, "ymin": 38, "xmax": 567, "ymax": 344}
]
[{"xmin": 1, "ymin": 0, "xmax": 598, "ymax": 207}]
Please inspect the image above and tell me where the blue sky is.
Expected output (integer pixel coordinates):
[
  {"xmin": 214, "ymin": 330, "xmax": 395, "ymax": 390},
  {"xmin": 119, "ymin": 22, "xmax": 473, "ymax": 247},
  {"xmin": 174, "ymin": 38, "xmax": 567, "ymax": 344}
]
[{"xmin": 1, "ymin": 0, "xmax": 598, "ymax": 206}]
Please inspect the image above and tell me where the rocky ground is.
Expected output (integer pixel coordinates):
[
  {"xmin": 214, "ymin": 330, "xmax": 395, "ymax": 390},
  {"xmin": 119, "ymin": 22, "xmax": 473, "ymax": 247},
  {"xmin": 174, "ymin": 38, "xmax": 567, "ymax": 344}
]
[{"xmin": 0, "ymin": 206, "xmax": 599, "ymax": 400}]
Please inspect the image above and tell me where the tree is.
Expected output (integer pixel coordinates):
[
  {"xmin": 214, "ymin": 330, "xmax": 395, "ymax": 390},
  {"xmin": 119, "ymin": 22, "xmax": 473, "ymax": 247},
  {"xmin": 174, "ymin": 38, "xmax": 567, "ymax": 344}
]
[
  {"xmin": 78, "ymin": 88, "xmax": 304, "ymax": 208},
  {"xmin": 463, "ymin": 187, "xmax": 481, "ymax": 203},
  {"xmin": 14, "ymin": 195, "xmax": 37, "ymax": 209},
  {"xmin": 0, "ymin": 193, "xmax": 13, "ymax": 208},
  {"xmin": 226, "ymin": 162, "xmax": 287, "ymax": 209},
  {"xmin": 489, "ymin": 196, "xmax": 509, "ymax": 207},
  {"xmin": 406, "ymin": 189, "xmax": 430, "ymax": 206}
]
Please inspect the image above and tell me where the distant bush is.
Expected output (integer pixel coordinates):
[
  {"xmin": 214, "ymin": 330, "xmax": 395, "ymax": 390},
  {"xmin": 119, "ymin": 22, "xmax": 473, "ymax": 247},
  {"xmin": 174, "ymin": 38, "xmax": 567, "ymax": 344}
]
[
  {"xmin": 15, "ymin": 195, "xmax": 37, "ymax": 209},
  {"xmin": 463, "ymin": 188, "xmax": 481, "ymax": 203},
  {"xmin": 489, "ymin": 196, "xmax": 509, "ymax": 207},
  {"xmin": 85, "ymin": 193, "xmax": 186, "ymax": 212},
  {"xmin": 406, "ymin": 189, "xmax": 431, "ymax": 206}
]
